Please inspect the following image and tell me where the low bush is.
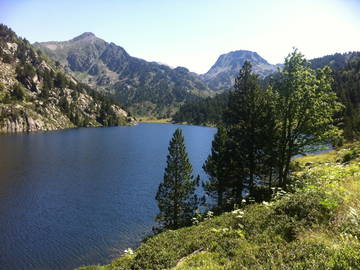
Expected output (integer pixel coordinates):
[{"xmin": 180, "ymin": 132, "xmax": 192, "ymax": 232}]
[{"xmin": 12, "ymin": 83, "xmax": 26, "ymax": 101}]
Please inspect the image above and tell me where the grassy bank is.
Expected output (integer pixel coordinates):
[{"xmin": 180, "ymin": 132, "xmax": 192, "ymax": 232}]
[
  {"xmin": 77, "ymin": 143, "xmax": 360, "ymax": 270},
  {"xmin": 138, "ymin": 117, "xmax": 172, "ymax": 124},
  {"xmin": 137, "ymin": 117, "xmax": 216, "ymax": 127}
]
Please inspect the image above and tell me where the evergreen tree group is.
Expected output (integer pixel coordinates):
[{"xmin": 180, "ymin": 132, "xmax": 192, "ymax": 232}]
[
  {"xmin": 156, "ymin": 50, "xmax": 343, "ymax": 226},
  {"xmin": 332, "ymin": 57, "xmax": 360, "ymax": 140},
  {"xmin": 203, "ymin": 50, "xmax": 342, "ymax": 211},
  {"xmin": 172, "ymin": 93, "xmax": 228, "ymax": 125}
]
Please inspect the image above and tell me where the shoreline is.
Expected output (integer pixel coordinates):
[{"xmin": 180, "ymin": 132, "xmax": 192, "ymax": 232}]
[{"xmin": 137, "ymin": 117, "xmax": 172, "ymax": 124}]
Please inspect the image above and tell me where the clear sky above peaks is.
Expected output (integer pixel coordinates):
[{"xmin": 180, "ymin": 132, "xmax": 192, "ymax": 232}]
[{"xmin": 1, "ymin": 0, "xmax": 359, "ymax": 73}]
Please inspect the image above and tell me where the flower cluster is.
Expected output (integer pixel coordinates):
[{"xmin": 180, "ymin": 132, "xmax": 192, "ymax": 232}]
[{"xmin": 124, "ymin": 248, "xmax": 134, "ymax": 255}]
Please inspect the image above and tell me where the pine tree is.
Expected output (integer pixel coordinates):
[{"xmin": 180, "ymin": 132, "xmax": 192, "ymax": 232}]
[
  {"xmin": 333, "ymin": 57, "xmax": 360, "ymax": 140},
  {"xmin": 222, "ymin": 61, "xmax": 277, "ymax": 201},
  {"xmin": 203, "ymin": 126, "xmax": 232, "ymax": 211},
  {"xmin": 155, "ymin": 128, "xmax": 199, "ymax": 230},
  {"xmin": 54, "ymin": 72, "xmax": 67, "ymax": 89},
  {"xmin": 12, "ymin": 83, "xmax": 26, "ymax": 101}
]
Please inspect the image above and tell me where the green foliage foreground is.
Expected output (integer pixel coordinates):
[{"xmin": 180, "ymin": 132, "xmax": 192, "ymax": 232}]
[{"xmin": 77, "ymin": 143, "xmax": 360, "ymax": 270}]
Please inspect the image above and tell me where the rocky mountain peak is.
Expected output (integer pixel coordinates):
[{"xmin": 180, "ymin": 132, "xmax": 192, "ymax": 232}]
[
  {"xmin": 72, "ymin": 32, "xmax": 96, "ymax": 41},
  {"xmin": 202, "ymin": 49, "xmax": 277, "ymax": 90},
  {"xmin": 215, "ymin": 50, "xmax": 269, "ymax": 68}
]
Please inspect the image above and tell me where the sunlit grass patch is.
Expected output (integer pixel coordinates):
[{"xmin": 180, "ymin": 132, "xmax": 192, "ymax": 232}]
[
  {"xmin": 296, "ymin": 150, "xmax": 338, "ymax": 166},
  {"xmin": 138, "ymin": 117, "xmax": 172, "ymax": 123},
  {"xmin": 171, "ymin": 251, "xmax": 227, "ymax": 270}
]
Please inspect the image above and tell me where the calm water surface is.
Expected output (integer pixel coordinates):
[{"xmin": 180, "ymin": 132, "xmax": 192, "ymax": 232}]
[{"xmin": 0, "ymin": 123, "xmax": 216, "ymax": 270}]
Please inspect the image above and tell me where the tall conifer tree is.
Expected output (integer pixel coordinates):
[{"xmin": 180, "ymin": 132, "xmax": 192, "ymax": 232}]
[
  {"xmin": 155, "ymin": 128, "xmax": 199, "ymax": 230},
  {"xmin": 203, "ymin": 62, "xmax": 278, "ymax": 208},
  {"xmin": 203, "ymin": 126, "xmax": 232, "ymax": 211},
  {"xmin": 223, "ymin": 61, "xmax": 277, "ymax": 200}
]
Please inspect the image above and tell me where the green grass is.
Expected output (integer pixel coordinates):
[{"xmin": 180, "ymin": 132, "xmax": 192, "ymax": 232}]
[
  {"xmin": 77, "ymin": 143, "xmax": 360, "ymax": 270},
  {"xmin": 138, "ymin": 117, "xmax": 172, "ymax": 123}
]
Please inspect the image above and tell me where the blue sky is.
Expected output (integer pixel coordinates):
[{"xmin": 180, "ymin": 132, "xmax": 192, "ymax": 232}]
[{"xmin": 1, "ymin": 0, "xmax": 359, "ymax": 73}]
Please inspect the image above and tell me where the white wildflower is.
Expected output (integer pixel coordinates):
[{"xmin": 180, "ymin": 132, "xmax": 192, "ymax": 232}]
[
  {"xmin": 124, "ymin": 248, "xmax": 134, "ymax": 255},
  {"xmin": 232, "ymin": 209, "xmax": 245, "ymax": 218}
]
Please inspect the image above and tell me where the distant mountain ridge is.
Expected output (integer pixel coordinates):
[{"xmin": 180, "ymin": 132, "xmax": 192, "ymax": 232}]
[
  {"xmin": 34, "ymin": 33, "xmax": 212, "ymax": 117},
  {"xmin": 310, "ymin": 51, "xmax": 360, "ymax": 70},
  {"xmin": 34, "ymin": 34, "xmax": 285, "ymax": 116},
  {"xmin": 36, "ymin": 33, "xmax": 357, "ymax": 117},
  {"xmin": 202, "ymin": 50, "xmax": 278, "ymax": 90}
]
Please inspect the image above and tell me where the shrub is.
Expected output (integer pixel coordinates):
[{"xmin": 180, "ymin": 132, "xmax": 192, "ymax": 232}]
[
  {"xmin": 327, "ymin": 242, "xmax": 360, "ymax": 269},
  {"xmin": 242, "ymin": 190, "xmax": 336, "ymax": 242},
  {"xmin": 12, "ymin": 83, "xmax": 26, "ymax": 101},
  {"xmin": 54, "ymin": 72, "xmax": 67, "ymax": 89},
  {"xmin": 2, "ymin": 53, "xmax": 13, "ymax": 63},
  {"xmin": 342, "ymin": 149, "xmax": 360, "ymax": 163}
]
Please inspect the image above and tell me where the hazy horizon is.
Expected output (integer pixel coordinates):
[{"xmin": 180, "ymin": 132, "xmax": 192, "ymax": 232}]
[{"xmin": 1, "ymin": 0, "xmax": 359, "ymax": 73}]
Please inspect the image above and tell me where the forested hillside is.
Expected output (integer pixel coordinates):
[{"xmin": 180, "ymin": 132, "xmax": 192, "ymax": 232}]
[
  {"xmin": 332, "ymin": 56, "xmax": 360, "ymax": 139},
  {"xmin": 0, "ymin": 24, "xmax": 134, "ymax": 132},
  {"xmin": 310, "ymin": 51, "xmax": 360, "ymax": 70},
  {"xmin": 172, "ymin": 92, "xmax": 228, "ymax": 125}
]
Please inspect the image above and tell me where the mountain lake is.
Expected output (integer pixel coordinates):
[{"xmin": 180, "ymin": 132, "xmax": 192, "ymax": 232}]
[{"xmin": 0, "ymin": 123, "xmax": 216, "ymax": 270}]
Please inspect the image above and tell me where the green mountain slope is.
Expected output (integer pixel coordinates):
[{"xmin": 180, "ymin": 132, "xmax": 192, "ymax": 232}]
[
  {"xmin": 0, "ymin": 24, "xmax": 134, "ymax": 133},
  {"xmin": 34, "ymin": 34, "xmax": 212, "ymax": 117},
  {"xmin": 310, "ymin": 51, "xmax": 360, "ymax": 70},
  {"xmin": 172, "ymin": 92, "xmax": 229, "ymax": 125}
]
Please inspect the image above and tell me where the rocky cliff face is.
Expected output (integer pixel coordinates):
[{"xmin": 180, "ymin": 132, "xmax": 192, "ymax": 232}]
[
  {"xmin": 0, "ymin": 24, "xmax": 135, "ymax": 133},
  {"xmin": 202, "ymin": 50, "xmax": 277, "ymax": 90}
]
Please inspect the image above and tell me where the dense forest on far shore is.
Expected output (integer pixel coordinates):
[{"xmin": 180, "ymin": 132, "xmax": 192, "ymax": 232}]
[{"xmin": 172, "ymin": 92, "xmax": 228, "ymax": 125}]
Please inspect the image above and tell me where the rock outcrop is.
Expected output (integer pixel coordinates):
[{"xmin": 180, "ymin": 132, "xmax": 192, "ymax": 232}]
[
  {"xmin": 202, "ymin": 50, "xmax": 278, "ymax": 90},
  {"xmin": 0, "ymin": 24, "xmax": 135, "ymax": 133}
]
